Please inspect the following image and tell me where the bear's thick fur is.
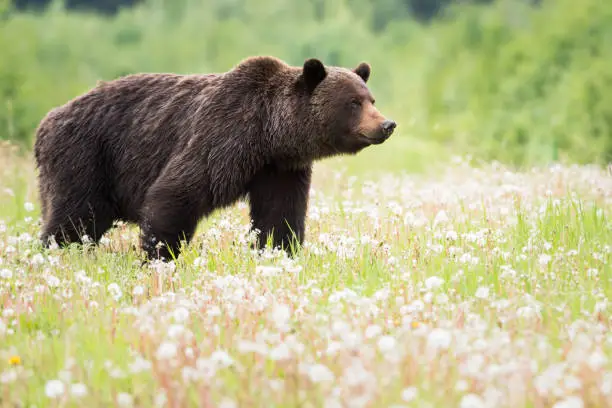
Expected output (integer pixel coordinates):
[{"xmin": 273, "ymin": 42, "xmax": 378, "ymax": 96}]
[{"xmin": 34, "ymin": 56, "xmax": 396, "ymax": 260}]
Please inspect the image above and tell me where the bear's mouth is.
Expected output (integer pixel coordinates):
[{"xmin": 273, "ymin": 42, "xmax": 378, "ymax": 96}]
[{"xmin": 357, "ymin": 133, "xmax": 389, "ymax": 145}]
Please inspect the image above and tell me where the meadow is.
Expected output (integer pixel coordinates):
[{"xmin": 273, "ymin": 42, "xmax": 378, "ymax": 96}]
[{"xmin": 1, "ymin": 143, "xmax": 611, "ymax": 407}]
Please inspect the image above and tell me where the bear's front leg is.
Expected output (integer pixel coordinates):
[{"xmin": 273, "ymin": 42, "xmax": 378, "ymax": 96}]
[
  {"xmin": 139, "ymin": 175, "xmax": 206, "ymax": 261},
  {"xmin": 248, "ymin": 164, "xmax": 312, "ymax": 255},
  {"xmin": 140, "ymin": 215, "xmax": 196, "ymax": 261}
]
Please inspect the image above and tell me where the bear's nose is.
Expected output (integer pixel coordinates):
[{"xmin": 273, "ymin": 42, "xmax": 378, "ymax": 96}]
[{"xmin": 381, "ymin": 120, "xmax": 396, "ymax": 136}]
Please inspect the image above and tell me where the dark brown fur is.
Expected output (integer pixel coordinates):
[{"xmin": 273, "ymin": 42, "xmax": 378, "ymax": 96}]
[{"xmin": 33, "ymin": 56, "xmax": 396, "ymax": 261}]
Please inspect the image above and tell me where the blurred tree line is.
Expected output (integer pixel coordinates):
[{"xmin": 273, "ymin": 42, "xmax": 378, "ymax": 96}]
[
  {"xmin": 13, "ymin": 0, "xmax": 137, "ymax": 14},
  {"xmin": 0, "ymin": 0, "xmax": 611, "ymax": 167},
  {"xmin": 11, "ymin": 0, "xmax": 526, "ymax": 21}
]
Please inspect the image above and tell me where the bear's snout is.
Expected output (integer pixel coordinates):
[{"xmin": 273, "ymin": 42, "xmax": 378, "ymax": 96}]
[
  {"xmin": 358, "ymin": 103, "xmax": 396, "ymax": 145},
  {"xmin": 381, "ymin": 120, "xmax": 396, "ymax": 137}
]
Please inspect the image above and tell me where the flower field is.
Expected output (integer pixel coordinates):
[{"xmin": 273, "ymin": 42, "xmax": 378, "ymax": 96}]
[{"xmin": 0, "ymin": 149, "xmax": 611, "ymax": 407}]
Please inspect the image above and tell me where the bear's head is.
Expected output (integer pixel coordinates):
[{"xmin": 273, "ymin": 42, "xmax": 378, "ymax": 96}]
[{"xmin": 300, "ymin": 58, "xmax": 396, "ymax": 156}]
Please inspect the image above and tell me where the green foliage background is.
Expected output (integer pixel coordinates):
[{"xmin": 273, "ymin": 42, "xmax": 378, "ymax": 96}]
[{"xmin": 1, "ymin": 0, "xmax": 611, "ymax": 169}]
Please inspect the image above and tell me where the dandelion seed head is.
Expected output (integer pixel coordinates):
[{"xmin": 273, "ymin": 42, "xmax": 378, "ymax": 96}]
[
  {"xmin": 70, "ymin": 383, "xmax": 88, "ymax": 398},
  {"xmin": 0, "ymin": 366, "xmax": 18, "ymax": 384},
  {"xmin": 377, "ymin": 335, "xmax": 396, "ymax": 353},
  {"xmin": 107, "ymin": 283, "xmax": 122, "ymax": 301},
  {"xmin": 155, "ymin": 341, "xmax": 177, "ymax": 360},
  {"xmin": 365, "ymin": 324, "xmax": 382, "ymax": 339},
  {"xmin": 132, "ymin": 285, "xmax": 145, "ymax": 296},
  {"xmin": 172, "ymin": 306, "xmax": 189, "ymax": 323},
  {"xmin": 218, "ymin": 399, "xmax": 238, "ymax": 408},
  {"xmin": 475, "ymin": 286, "xmax": 490, "ymax": 300},
  {"xmin": 553, "ymin": 396, "xmax": 584, "ymax": 408},
  {"xmin": 44, "ymin": 379, "xmax": 65, "ymax": 398},
  {"xmin": 425, "ymin": 276, "xmax": 444, "ymax": 290},
  {"xmin": 305, "ymin": 363, "xmax": 335, "ymax": 383},
  {"xmin": 117, "ymin": 392, "xmax": 134, "ymax": 407},
  {"xmin": 460, "ymin": 393, "xmax": 485, "ymax": 408}
]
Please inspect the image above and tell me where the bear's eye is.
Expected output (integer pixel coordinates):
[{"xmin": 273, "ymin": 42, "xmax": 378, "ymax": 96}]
[{"xmin": 351, "ymin": 99, "xmax": 362, "ymax": 109}]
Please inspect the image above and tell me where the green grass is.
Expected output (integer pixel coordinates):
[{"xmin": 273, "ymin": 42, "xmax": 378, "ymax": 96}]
[{"xmin": 0, "ymin": 146, "xmax": 611, "ymax": 407}]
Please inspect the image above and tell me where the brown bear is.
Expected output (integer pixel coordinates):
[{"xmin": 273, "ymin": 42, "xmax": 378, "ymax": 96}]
[{"xmin": 33, "ymin": 56, "xmax": 396, "ymax": 261}]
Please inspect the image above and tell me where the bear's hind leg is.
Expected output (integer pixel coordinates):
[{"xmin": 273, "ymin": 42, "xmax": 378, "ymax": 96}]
[
  {"xmin": 41, "ymin": 198, "xmax": 115, "ymax": 249},
  {"xmin": 247, "ymin": 164, "xmax": 312, "ymax": 255}
]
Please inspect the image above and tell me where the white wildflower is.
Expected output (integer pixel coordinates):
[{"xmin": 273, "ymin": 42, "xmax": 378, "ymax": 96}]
[
  {"xmin": 434, "ymin": 210, "xmax": 449, "ymax": 225},
  {"xmin": 460, "ymin": 393, "xmax": 485, "ymax": 408},
  {"xmin": 46, "ymin": 275, "xmax": 60, "ymax": 288},
  {"xmin": 129, "ymin": 356, "xmax": 151, "ymax": 373},
  {"xmin": 45, "ymin": 379, "xmax": 65, "ymax": 398},
  {"xmin": 326, "ymin": 341, "xmax": 342, "ymax": 356},
  {"xmin": 154, "ymin": 391, "xmax": 167, "ymax": 407},
  {"xmin": 117, "ymin": 392, "xmax": 134, "ymax": 407},
  {"xmin": 365, "ymin": 324, "xmax": 382, "ymax": 339},
  {"xmin": 284, "ymin": 262, "xmax": 303, "ymax": 274},
  {"xmin": 58, "ymin": 370, "xmax": 72, "ymax": 383},
  {"xmin": 446, "ymin": 230, "xmax": 458, "ymax": 241},
  {"xmin": 107, "ymin": 283, "xmax": 122, "ymax": 301},
  {"xmin": 564, "ymin": 375, "xmax": 581, "ymax": 391},
  {"xmin": 588, "ymin": 350, "xmax": 608, "ymax": 370},
  {"xmin": 219, "ymin": 399, "xmax": 238, "ymax": 408},
  {"xmin": 436, "ymin": 293, "xmax": 449, "ymax": 304},
  {"xmin": 269, "ymin": 343, "xmax": 291, "ymax": 361},
  {"xmin": 475, "ymin": 286, "xmax": 490, "ymax": 300},
  {"xmin": 324, "ymin": 397, "xmax": 343, "ymax": 408},
  {"xmin": 173, "ymin": 307, "xmax": 189, "ymax": 323},
  {"xmin": 31, "ymin": 253, "xmax": 45, "ymax": 265},
  {"xmin": 535, "ymin": 363, "xmax": 565, "ymax": 396},
  {"xmin": 211, "ymin": 349, "xmax": 234, "ymax": 368},
  {"xmin": 426, "ymin": 328, "xmax": 452, "ymax": 354},
  {"xmin": 167, "ymin": 324, "xmax": 185, "ymax": 339},
  {"xmin": 455, "ymin": 379, "xmax": 469, "ymax": 392},
  {"xmin": 24, "ymin": 202, "xmax": 34, "ymax": 212},
  {"xmin": 193, "ymin": 257, "xmax": 206, "ymax": 267},
  {"xmin": 272, "ymin": 304, "xmax": 291, "ymax": 331},
  {"xmin": 70, "ymin": 383, "xmax": 88, "ymax": 398},
  {"xmin": 553, "ymin": 396, "xmax": 584, "ymax": 408},
  {"xmin": 0, "ymin": 369, "xmax": 17, "ymax": 384},
  {"xmin": 517, "ymin": 306, "xmax": 538, "ymax": 319},
  {"xmin": 343, "ymin": 359, "xmax": 375, "ymax": 387},
  {"xmin": 256, "ymin": 265, "xmax": 283, "ymax": 276},
  {"xmin": 425, "ymin": 276, "xmax": 444, "ymax": 290},
  {"xmin": 595, "ymin": 300, "xmax": 608, "ymax": 313},
  {"xmin": 463, "ymin": 354, "xmax": 485, "ymax": 376},
  {"xmin": 402, "ymin": 387, "xmax": 418, "ymax": 402},
  {"xmin": 156, "ymin": 342, "xmax": 177, "ymax": 360},
  {"xmin": 207, "ymin": 306, "xmax": 221, "ymax": 317},
  {"xmin": 601, "ymin": 373, "xmax": 612, "ymax": 395},
  {"xmin": 306, "ymin": 363, "xmax": 335, "ymax": 383},
  {"xmin": 377, "ymin": 335, "xmax": 396, "ymax": 353},
  {"xmin": 237, "ymin": 340, "xmax": 268, "ymax": 356},
  {"xmin": 538, "ymin": 254, "xmax": 552, "ymax": 267}
]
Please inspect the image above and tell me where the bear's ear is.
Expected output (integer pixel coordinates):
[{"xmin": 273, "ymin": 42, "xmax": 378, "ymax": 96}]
[
  {"xmin": 354, "ymin": 62, "xmax": 370, "ymax": 83},
  {"xmin": 302, "ymin": 58, "xmax": 327, "ymax": 93}
]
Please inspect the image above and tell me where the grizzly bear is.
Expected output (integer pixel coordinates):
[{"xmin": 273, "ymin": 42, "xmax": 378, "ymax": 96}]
[{"xmin": 33, "ymin": 56, "xmax": 396, "ymax": 261}]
